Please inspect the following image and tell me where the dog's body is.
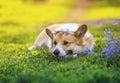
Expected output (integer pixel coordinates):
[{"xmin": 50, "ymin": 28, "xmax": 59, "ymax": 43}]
[{"xmin": 28, "ymin": 23, "xmax": 94, "ymax": 57}]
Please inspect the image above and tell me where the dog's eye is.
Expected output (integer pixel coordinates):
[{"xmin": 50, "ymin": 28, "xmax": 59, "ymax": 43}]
[
  {"xmin": 54, "ymin": 40, "xmax": 57, "ymax": 45},
  {"xmin": 63, "ymin": 40, "xmax": 69, "ymax": 45}
]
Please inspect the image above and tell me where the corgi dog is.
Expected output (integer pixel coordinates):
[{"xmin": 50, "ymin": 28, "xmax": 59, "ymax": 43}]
[{"xmin": 28, "ymin": 23, "xmax": 94, "ymax": 57}]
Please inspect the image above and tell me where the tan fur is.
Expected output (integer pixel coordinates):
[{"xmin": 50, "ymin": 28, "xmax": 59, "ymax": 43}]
[
  {"xmin": 50, "ymin": 31, "xmax": 93, "ymax": 55},
  {"xmin": 34, "ymin": 24, "xmax": 63, "ymax": 47},
  {"xmin": 28, "ymin": 23, "xmax": 95, "ymax": 57}
]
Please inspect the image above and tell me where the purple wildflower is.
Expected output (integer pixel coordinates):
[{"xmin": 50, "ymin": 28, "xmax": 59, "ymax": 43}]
[
  {"xmin": 101, "ymin": 28, "xmax": 120, "ymax": 60},
  {"xmin": 77, "ymin": 48, "xmax": 93, "ymax": 56},
  {"xmin": 101, "ymin": 48, "xmax": 106, "ymax": 53},
  {"xmin": 104, "ymin": 28, "xmax": 111, "ymax": 35}
]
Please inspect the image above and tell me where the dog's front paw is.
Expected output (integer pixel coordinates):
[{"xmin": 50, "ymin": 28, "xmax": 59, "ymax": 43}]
[
  {"xmin": 73, "ymin": 54, "xmax": 78, "ymax": 58},
  {"xmin": 28, "ymin": 46, "xmax": 36, "ymax": 51},
  {"xmin": 65, "ymin": 54, "xmax": 78, "ymax": 58}
]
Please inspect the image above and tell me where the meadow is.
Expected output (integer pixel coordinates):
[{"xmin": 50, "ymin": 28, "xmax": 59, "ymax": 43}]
[{"xmin": 0, "ymin": 0, "xmax": 120, "ymax": 83}]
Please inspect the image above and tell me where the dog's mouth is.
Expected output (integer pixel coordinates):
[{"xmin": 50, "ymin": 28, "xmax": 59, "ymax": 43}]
[{"xmin": 66, "ymin": 50, "xmax": 73, "ymax": 55}]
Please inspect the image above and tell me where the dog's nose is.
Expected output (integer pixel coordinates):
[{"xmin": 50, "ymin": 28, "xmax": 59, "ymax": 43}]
[{"xmin": 53, "ymin": 49, "xmax": 60, "ymax": 56}]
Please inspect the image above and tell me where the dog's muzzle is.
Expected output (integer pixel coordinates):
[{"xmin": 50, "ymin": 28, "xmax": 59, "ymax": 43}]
[{"xmin": 53, "ymin": 49, "xmax": 73, "ymax": 57}]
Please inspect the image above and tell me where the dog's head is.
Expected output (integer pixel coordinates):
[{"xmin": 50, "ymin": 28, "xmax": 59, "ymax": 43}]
[{"xmin": 46, "ymin": 24, "xmax": 87, "ymax": 57}]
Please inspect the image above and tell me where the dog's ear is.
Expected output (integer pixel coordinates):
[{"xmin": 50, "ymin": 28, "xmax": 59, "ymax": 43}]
[
  {"xmin": 74, "ymin": 24, "xmax": 87, "ymax": 39},
  {"xmin": 46, "ymin": 28, "xmax": 53, "ymax": 39}
]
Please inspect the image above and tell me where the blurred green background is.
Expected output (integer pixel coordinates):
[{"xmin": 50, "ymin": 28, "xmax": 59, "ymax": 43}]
[
  {"xmin": 0, "ymin": 0, "xmax": 120, "ymax": 44},
  {"xmin": 0, "ymin": 0, "xmax": 120, "ymax": 27}
]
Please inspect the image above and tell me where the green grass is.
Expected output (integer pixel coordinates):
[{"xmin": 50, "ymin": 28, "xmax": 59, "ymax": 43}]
[
  {"xmin": 0, "ymin": 24, "xmax": 120, "ymax": 83},
  {"xmin": 0, "ymin": 0, "xmax": 120, "ymax": 83}
]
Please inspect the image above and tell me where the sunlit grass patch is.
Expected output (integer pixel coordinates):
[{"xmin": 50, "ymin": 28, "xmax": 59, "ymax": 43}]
[
  {"xmin": 0, "ymin": 25, "xmax": 40, "ymax": 44},
  {"xmin": 0, "ymin": 0, "xmax": 120, "ymax": 83},
  {"xmin": 0, "ymin": 24, "xmax": 120, "ymax": 83}
]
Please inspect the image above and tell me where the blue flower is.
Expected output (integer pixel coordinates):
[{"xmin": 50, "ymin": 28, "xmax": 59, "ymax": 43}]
[
  {"xmin": 77, "ymin": 48, "xmax": 93, "ymax": 56},
  {"xmin": 101, "ymin": 28, "xmax": 120, "ymax": 60}
]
